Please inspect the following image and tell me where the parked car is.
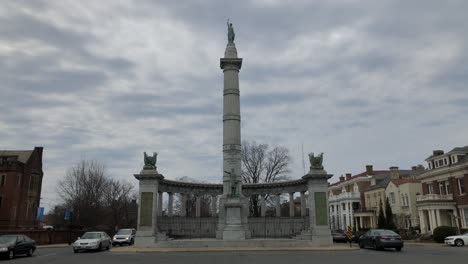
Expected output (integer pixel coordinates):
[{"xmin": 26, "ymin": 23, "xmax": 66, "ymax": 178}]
[
  {"xmin": 112, "ymin": 228, "xmax": 136, "ymax": 246},
  {"xmin": 0, "ymin": 234, "xmax": 36, "ymax": 260},
  {"xmin": 72, "ymin": 231, "xmax": 111, "ymax": 253},
  {"xmin": 444, "ymin": 232, "xmax": 468, "ymax": 247},
  {"xmin": 332, "ymin": 231, "xmax": 348, "ymax": 243},
  {"xmin": 359, "ymin": 229, "xmax": 403, "ymax": 251}
]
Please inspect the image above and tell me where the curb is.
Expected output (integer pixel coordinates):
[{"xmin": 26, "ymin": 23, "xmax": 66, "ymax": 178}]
[
  {"xmin": 110, "ymin": 246, "xmax": 360, "ymax": 253},
  {"xmin": 37, "ymin": 244, "xmax": 70, "ymax": 249}
]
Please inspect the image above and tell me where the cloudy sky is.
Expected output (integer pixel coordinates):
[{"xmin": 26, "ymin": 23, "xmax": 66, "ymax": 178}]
[{"xmin": 1, "ymin": 0, "xmax": 467, "ymax": 211}]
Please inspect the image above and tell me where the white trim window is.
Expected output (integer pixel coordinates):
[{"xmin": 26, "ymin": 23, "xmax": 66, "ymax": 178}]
[
  {"xmin": 464, "ymin": 208, "xmax": 468, "ymax": 228},
  {"xmin": 458, "ymin": 178, "xmax": 465, "ymax": 195},
  {"xmin": 427, "ymin": 183, "xmax": 434, "ymax": 194},
  {"xmin": 390, "ymin": 192, "xmax": 395, "ymax": 205}
]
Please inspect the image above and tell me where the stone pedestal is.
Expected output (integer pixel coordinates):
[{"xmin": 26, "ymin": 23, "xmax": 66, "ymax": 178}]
[
  {"xmin": 299, "ymin": 169, "xmax": 333, "ymax": 246},
  {"xmin": 134, "ymin": 169, "xmax": 167, "ymax": 246},
  {"xmin": 217, "ymin": 196, "xmax": 250, "ymax": 240}
]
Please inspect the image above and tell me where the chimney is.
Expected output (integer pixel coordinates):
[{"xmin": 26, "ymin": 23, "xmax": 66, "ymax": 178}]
[
  {"xmin": 366, "ymin": 165, "xmax": 373, "ymax": 175},
  {"xmin": 433, "ymin": 150, "xmax": 444, "ymax": 156},
  {"xmin": 389, "ymin": 166, "xmax": 399, "ymax": 179},
  {"xmin": 345, "ymin": 173, "xmax": 352, "ymax": 180},
  {"xmin": 339, "ymin": 175, "xmax": 345, "ymax": 182},
  {"xmin": 411, "ymin": 166, "xmax": 417, "ymax": 171}
]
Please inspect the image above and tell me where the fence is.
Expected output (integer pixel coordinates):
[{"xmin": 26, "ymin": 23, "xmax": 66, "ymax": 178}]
[{"xmin": 157, "ymin": 217, "xmax": 309, "ymax": 239}]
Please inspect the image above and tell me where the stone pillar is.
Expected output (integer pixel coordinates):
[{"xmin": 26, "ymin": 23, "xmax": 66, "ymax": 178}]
[
  {"xmin": 196, "ymin": 195, "xmax": 201, "ymax": 217},
  {"xmin": 428, "ymin": 210, "xmax": 435, "ymax": 231},
  {"xmin": 168, "ymin": 193, "xmax": 173, "ymax": 217},
  {"xmin": 418, "ymin": 210, "xmax": 427, "ymax": 234},
  {"xmin": 300, "ymin": 169, "xmax": 333, "ymax": 245},
  {"xmin": 211, "ymin": 195, "xmax": 217, "ymax": 217},
  {"xmin": 260, "ymin": 194, "xmax": 266, "ymax": 217},
  {"xmin": 157, "ymin": 192, "xmax": 163, "ymax": 217},
  {"xmin": 276, "ymin": 194, "xmax": 281, "ymax": 217},
  {"xmin": 134, "ymin": 169, "xmax": 165, "ymax": 246},
  {"xmin": 300, "ymin": 192, "xmax": 306, "ymax": 217},
  {"xmin": 289, "ymin": 193, "xmax": 295, "ymax": 217},
  {"xmin": 348, "ymin": 202, "xmax": 352, "ymax": 228},
  {"xmin": 436, "ymin": 209, "xmax": 442, "ymax": 226},
  {"xmin": 181, "ymin": 194, "xmax": 187, "ymax": 217}
]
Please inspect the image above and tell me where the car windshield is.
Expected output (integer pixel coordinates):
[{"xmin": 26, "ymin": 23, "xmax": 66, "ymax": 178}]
[
  {"xmin": 0, "ymin": 236, "xmax": 17, "ymax": 244},
  {"xmin": 375, "ymin": 230, "xmax": 398, "ymax": 236},
  {"xmin": 116, "ymin": 230, "xmax": 132, "ymax": 235},
  {"xmin": 81, "ymin": 233, "xmax": 101, "ymax": 239}
]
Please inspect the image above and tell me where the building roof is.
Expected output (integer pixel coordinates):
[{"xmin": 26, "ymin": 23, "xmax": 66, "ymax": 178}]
[
  {"xmin": 328, "ymin": 170, "xmax": 389, "ymax": 187},
  {"xmin": 447, "ymin": 145, "xmax": 468, "ymax": 154},
  {"xmin": 390, "ymin": 178, "xmax": 420, "ymax": 186},
  {"xmin": 362, "ymin": 175, "xmax": 391, "ymax": 192},
  {"xmin": 0, "ymin": 150, "xmax": 34, "ymax": 163}
]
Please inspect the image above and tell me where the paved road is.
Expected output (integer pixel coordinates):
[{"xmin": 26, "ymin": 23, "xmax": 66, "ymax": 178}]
[{"xmin": 3, "ymin": 244, "xmax": 467, "ymax": 264}]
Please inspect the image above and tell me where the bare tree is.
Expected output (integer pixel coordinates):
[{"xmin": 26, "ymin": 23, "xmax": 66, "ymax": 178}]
[
  {"xmin": 56, "ymin": 160, "xmax": 136, "ymax": 230},
  {"xmin": 241, "ymin": 140, "xmax": 292, "ymax": 216}
]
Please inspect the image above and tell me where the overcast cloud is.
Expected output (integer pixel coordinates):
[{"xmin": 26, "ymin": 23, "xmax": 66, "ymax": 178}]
[{"xmin": 1, "ymin": 0, "xmax": 467, "ymax": 211}]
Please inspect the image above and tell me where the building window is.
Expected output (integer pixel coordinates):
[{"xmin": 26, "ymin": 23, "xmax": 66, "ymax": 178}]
[
  {"xmin": 458, "ymin": 178, "xmax": 465, "ymax": 195},
  {"xmin": 445, "ymin": 181, "xmax": 451, "ymax": 195},
  {"xmin": 17, "ymin": 174, "xmax": 22, "ymax": 188},
  {"xmin": 0, "ymin": 175, "xmax": 5, "ymax": 187},
  {"xmin": 428, "ymin": 183, "xmax": 434, "ymax": 194},
  {"xmin": 439, "ymin": 182, "xmax": 445, "ymax": 195},
  {"xmin": 390, "ymin": 192, "xmax": 395, "ymax": 204},
  {"xmin": 0, "ymin": 196, "xmax": 2, "ymax": 208},
  {"xmin": 29, "ymin": 174, "xmax": 40, "ymax": 192}
]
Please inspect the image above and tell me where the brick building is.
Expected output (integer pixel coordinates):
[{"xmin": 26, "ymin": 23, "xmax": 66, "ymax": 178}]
[
  {"xmin": 0, "ymin": 147, "xmax": 44, "ymax": 229},
  {"xmin": 416, "ymin": 146, "xmax": 468, "ymax": 234}
]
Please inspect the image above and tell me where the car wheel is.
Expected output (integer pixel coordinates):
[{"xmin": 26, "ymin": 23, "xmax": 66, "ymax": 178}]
[
  {"xmin": 112, "ymin": 243, "xmax": 117, "ymax": 247},
  {"xmin": 74, "ymin": 249, "xmax": 79, "ymax": 253},
  {"xmin": 106, "ymin": 243, "xmax": 110, "ymax": 250},
  {"xmin": 359, "ymin": 242, "xmax": 364, "ymax": 249},
  {"xmin": 98, "ymin": 243, "xmax": 102, "ymax": 251},
  {"xmin": 27, "ymin": 248, "xmax": 34, "ymax": 257},
  {"xmin": 130, "ymin": 239, "xmax": 134, "ymax": 245},
  {"xmin": 372, "ymin": 241, "xmax": 377, "ymax": 250},
  {"xmin": 455, "ymin": 239, "xmax": 464, "ymax": 247},
  {"xmin": 8, "ymin": 250, "xmax": 14, "ymax": 260},
  {"xmin": 396, "ymin": 247, "xmax": 402, "ymax": 252}
]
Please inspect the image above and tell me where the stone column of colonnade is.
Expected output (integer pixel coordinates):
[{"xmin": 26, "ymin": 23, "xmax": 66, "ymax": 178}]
[{"xmin": 289, "ymin": 193, "xmax": 295, "ymax": 217}]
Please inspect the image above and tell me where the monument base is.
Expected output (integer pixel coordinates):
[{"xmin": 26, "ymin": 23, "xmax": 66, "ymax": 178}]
[
  {"xmin": 296, "ymin": 228, "xmax": 332, "ymax": 246},
  {"xmin": 217, "ymin": 196, "xmax": 250, "ymax": 240},
  {"xmin": 135, "ymin": 229, "xmax": 169, "ymax": 247}
]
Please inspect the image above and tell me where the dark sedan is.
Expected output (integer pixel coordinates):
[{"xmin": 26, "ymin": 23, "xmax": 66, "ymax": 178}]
[
  {"xmin": 359, "ymin": 229, "xmax": 403, "ymax": 251},
  {"xmin": 0, "ymin": 234, "xmax": 36, "ymax": 260},
  {"xmin": 332, "ymin": 231, "xmax": 348, "ymax": 243}
]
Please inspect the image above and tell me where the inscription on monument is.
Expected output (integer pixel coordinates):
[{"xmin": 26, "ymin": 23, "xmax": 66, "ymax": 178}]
[
  {"xmin": 140, "ymin": 192, "xmax": 153, "ymax": 226},
  {"xmin": 314, "ymin": 192, "xmax": 328, "ymax": 226}
]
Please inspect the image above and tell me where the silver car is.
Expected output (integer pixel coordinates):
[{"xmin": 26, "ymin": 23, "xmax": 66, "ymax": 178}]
[
  {"xmin": 112, "ymin": 228, "xmax": 136, "ymax": 246},
  {"xmin": 72, "ymin": 232, "xmax": 111, "ymax": 253}
]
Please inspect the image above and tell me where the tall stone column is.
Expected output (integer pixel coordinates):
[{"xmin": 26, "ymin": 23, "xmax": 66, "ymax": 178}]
[
  {"xmin": 196, "ymin": 196, "xmax": 201, "ymax": 217},
  {"xmin": 181, "ymin": 194, "xmax": 187, "ymax": 217},
  {"xmin": 418, "ymin": 210, "xmax": 427, "ymax": 234},
  {"xmin": 298, "ymin": 155, "xmax": 333, "ymax": 246},
  {"xmin": 436, "ymin": 209, "xmax": 442, "ymax": 226},
  {"xmin": 289, "ymin": 193, "xmax": 295, "ymax": 217},
  {"xmin": 157, "ymin": 192, "xmax": 163, "ymax": 217},
  {"xmin": 276, "ymin": 194, "xmax": 281, "ymax": 217},
  {"xmin": 134, "ymin": 158, "xmax": 166, "ymax": 246},
  {"xmin": 217, "ymin": 24, "xmax": 250, "ymax": 240},
  {"xmin": 300, "ymin": 192, "xmax": 306, "ymax": 217},
  {"xmin": 260, "ymin": 194, "xmax": 266, "ymax": 217}
]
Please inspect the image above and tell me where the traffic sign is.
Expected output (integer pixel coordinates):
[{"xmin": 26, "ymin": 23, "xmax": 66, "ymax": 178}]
[{"xmin": 347, "ymin": 226, "xmax": 353, "ymax": 241}]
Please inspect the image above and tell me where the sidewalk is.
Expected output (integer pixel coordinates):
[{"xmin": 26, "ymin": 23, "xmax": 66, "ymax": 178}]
[{"xmin": 111, "ymin": 245, "xmax": 359, "ymax": 253}]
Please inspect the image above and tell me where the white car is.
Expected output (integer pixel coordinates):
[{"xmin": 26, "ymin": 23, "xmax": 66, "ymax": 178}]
[
  {"xmin": 72, "ymin": 232, "xmax": 111, "ymax": 253},
  {"xmin": 444, "ymin": 232, "xmax": 468, "ymax": 247}
]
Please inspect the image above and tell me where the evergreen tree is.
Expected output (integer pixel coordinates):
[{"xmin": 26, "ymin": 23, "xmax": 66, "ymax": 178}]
[
  {"xmin": 385, "ymin": 197, "xmax": 396, "ymax": 230},
  {"xmin": 377, "ymin": 199, "xmax": 386, "ymax": 228}
]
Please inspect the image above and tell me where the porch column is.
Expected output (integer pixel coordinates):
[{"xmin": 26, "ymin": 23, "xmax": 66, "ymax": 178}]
[
  {"xmin": 260, "ymin": 194, "xmax": 266, "ymax": 217},
  {"xmin": 167, "ymin": 192, "xmax": 173, "ymax": 217},
  {"xmin": 180, "ymin": 193, "xmax": 187, "ymax": 217},
  {"xmin": 436, "ymin": 209, "xmax": 442, "ymax": 226},
  {"xmin": 418, "ymin": 210, "xmax": 427, "ymax": 234},
  {"xmin": 195, "ymin": 195, "xmax": 201, "ymax": 217},
  {"xmin": 211, "ymin": 195, "xmax": 217, "ymax": 217},
  {"xmin": 348, "ymin": 202, "xmax": 352, "ymax": 228},
  {"xmin": 429, "ymin": 210, "xmax": 436, "ymax": 231},
  {"xmin": 276, "ymin": 194, "xmax": 281, "ymax": 217},
  {"xmin": 157, "ymin": 192, "xmax": 163, "ymax": 216},
  {"xmin": 300, "ymin": 192, "xmax": 306, "ymax": 217},
  {"xmin": 289, "ymin": 193, "xmax": 295, "ymax": 217}
]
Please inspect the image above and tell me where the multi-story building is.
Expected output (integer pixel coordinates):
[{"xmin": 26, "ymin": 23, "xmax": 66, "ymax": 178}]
[
  {"xmin": 0, "ymin": 147, "xmax": 44, "ymax": 229},
  {"xmin": 328, "ymin": 165, "xmax": 392, "ymax": 231},
  {"xmin": 354, "ymin": 167, "xmax": 421, "ymax": 230},
  {"xmin": 416, "ymin": 146, "xmax": 468, "ymax": 234},
  {"xmin": 385, "ymin": 178, "xmax": 422, "ymax": 229}
]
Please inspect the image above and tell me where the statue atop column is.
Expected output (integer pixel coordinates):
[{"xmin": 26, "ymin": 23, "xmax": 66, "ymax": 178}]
[
  {"xmin": 227, "ymin": 19, "xmax": 235, "ymax": 44},
  {"xmin": 225, "ymin": 169, "xmax": 240, "ymax": 197},
  {"xmin": 308, "ymin": 152, "xmax": 324, "ymax": 170},
  {"xmin": 143, "ymin": 152, "xmax": 158, "ymax": 170}
]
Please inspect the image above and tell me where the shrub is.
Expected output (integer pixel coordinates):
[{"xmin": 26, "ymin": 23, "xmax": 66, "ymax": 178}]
[{"xmin": 433, "ymin": 226, "xmax": 457, "ymax": 243}]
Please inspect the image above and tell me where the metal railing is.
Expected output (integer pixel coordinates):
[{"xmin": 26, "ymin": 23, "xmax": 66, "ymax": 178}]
[{"xmin": 416, "ymin": 193, "xmax": 453, "ymax": 202}]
